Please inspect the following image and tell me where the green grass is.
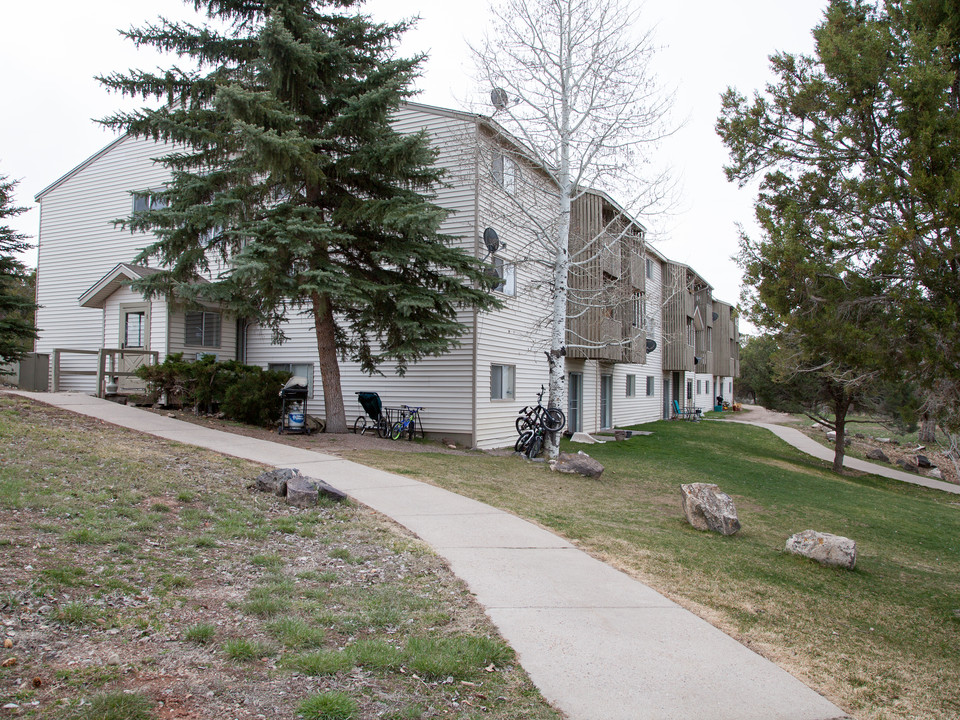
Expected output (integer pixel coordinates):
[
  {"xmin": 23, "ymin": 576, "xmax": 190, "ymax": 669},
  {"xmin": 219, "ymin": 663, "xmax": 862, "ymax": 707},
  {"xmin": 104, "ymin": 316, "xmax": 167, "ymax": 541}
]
[
  {"xmin": 184, "ymin": 623, "xmax": 216, "ymax": 644},
  {"xmin": 74, "ymin": 691, "xmax": 153, "ymax": 720},
  {"xmin": 351, "ymin": 419, "xmax": 960, "ymax": 720},
  {"xmin": 297, "ymin": 691, "xmax": 358, "ymax": 720},
  {"xmin": 223, "ymin": 637, "xmax": 271, "ymax": 662}
]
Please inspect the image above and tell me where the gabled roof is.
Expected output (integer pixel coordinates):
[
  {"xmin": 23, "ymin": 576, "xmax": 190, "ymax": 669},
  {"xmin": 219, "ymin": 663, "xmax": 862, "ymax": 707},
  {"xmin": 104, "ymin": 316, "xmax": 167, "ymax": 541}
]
[{"xmin": 78, "ymin": 263, "xmax": 164, "ymax": 309}]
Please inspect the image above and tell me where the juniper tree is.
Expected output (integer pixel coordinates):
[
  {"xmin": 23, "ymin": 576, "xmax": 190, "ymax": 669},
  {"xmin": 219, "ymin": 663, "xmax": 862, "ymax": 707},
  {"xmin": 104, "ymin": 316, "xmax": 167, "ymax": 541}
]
[
  {"xmin": 0, "ymin": 175, "xmax": 38, "ymax": 366},
  {"xmin": 99, "ymin": 0, "xmax": 500, "ymax": 431}
]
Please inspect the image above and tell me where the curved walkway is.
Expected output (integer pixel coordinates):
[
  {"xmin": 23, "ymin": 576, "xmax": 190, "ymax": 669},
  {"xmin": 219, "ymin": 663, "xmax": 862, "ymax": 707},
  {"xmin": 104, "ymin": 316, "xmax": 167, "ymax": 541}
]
[
  {"xmin": 10, "ymin": 392, "xmax": 848, "ymax": 720},
  {"xmin": 725, "ymin": 407, "xmax": 960, "ymax": 495}
]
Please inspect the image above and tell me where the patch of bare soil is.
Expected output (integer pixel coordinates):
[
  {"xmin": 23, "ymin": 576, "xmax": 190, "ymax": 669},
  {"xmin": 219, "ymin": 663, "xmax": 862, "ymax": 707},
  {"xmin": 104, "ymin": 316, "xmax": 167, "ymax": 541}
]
[{"xmin": 0, "ymin": 395, "xmax": 559, "ymax": 720}]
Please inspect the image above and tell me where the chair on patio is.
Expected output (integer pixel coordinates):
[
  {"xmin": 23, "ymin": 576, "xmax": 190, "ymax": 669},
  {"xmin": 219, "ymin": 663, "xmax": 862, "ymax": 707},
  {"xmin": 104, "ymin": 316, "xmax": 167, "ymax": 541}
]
[{"xmin": 672, "ymin": 399, "xmax": 702, "ymax": 422}]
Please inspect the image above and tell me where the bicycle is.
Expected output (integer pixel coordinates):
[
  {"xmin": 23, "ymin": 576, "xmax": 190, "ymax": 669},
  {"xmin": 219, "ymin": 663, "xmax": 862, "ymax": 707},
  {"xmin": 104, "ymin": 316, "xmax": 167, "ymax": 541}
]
[
  {"xmin": 516, "ymin": 385, "xmax": 565, "ymax": 434},
  {"xmin": 390, "ymin": 405, "xmax": 423, "ymax": 441},
  {"xmin": 514, "ymin": 424, "xmax": 544, "ymax": 459}
]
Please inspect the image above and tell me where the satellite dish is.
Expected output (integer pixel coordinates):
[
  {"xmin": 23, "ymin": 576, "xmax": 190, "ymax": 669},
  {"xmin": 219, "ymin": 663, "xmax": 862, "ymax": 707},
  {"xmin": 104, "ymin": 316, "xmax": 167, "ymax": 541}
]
[
  {"xmin": 694, "ymin": 356, "xmax": 702, "ymax": 365},
  {"xmin": 712, "ymin": 312, "xmax": 719, "ymax": 322},
  {"xmin": 490, "ymin": 87, "xmax": 509, "ymax": 111},
  {"xmin": 646, "ymin": 338, "xmax": 657, "ymax": 353},
  {"xmin": 483, "ymin": 227, "xmax": 501, "ymax": 254}
]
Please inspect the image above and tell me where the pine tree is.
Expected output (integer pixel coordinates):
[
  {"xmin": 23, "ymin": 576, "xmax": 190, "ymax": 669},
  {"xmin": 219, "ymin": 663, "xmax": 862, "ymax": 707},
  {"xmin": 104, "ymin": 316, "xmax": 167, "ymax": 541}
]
[
  {"xmin": 0, "ymin": 175, "xmax": 38, "ymax": 366},
  {"xmin": 98, "ymin": 0, "xmax": 500, "ymax": 431}
]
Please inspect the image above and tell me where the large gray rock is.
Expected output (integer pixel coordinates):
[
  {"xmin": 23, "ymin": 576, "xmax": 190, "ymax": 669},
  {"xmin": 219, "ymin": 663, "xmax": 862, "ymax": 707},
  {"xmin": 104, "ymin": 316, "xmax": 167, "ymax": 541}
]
[
  {"xmin": 896, "ymin": 458, "xmax": 919, "ymax": 473},
  {"xmin": 865, "ymin": 448, "xmax": 889, "ymax": 462},
  {"xmin": 680, "ymin": 483, "xmax": 740, "ymax": 535},
  {"xmin": 916, "ymin": 454, "xmax": 934, "ymax": 469},
  {"xmin": 255, "ymin": 468, "xmax": 300, "ymax": 496},
  {"xmin": 785, "ymin": 530, "xmax": 857, "ymax": 569},
  {"xmin": 315, "ymin": 479, "xmax": 348, "ymax": 503},
  {"xmin": 286, "ymin": 475, "xmax": 320, "ymax": 507},
  {"xmin": 551, "ymin": 452, "xmax": 604, "ymax": 478}
]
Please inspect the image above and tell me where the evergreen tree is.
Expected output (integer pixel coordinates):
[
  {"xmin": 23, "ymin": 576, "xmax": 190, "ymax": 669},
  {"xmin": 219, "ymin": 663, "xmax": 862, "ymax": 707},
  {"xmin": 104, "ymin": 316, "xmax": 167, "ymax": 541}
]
[
  {"xmin": 718, "ymin": 0, "xmax": 960, "ymax": 431},
  {"xmin": 0, "ymin": 175, "xmax": 38, "ymax": 366},
  {"xmin": 99, "ymin": 0, "xmax": 500, "ymax": 431}
]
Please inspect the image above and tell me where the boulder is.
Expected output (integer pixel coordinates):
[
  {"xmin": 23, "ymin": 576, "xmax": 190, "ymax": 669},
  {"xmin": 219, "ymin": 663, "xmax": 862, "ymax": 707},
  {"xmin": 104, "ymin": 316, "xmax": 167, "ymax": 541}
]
[
  {"xmin": 926, "ymin": 468, "xmax": 944, "ymax": 480},
  {"xmin": 551, "ymin": 451, "xmax": 604, "ymax": 478},
  {"xmin": 896, "ymin": 458, "xmax": 919, "ymax": 473},
  {"xmin": 916, "ymin": 454, "xmax": 934, "ymax": 469},
  {"xmin": 286, "ymin": 475, "xmax": 319, "ymax": 507},
  {"xmin": 785, "ymin": 530, "xmax": 857, "ymax": 569},
  {"xmin": 255, "ymin": 468, "xmax": 300, "ymax": 496},
  {"xmin": 865, "ymin": 448, "xmax": 889, "ymax": 462},
  {"xmin": 315, "ymin": 480, "xmax": 348, "ymax": 503},
  {"xmin": 680, "ymin": 483, "xmax": 740, "ymax": 536}
]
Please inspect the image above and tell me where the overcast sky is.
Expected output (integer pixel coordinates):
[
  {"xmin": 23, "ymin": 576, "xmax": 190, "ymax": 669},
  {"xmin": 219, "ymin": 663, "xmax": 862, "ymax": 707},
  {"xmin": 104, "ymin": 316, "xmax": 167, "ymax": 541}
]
[{"xmin": 0, "ymin": 0, "xmax": 829, "ymax": 320}]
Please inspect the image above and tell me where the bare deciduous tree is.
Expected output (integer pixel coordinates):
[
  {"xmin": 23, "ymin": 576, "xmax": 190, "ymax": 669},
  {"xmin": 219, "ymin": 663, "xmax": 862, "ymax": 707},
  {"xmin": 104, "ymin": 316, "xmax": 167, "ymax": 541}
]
[{"xmin": 472, "ymin": 0, "xmax": 674, "ymax": 456}]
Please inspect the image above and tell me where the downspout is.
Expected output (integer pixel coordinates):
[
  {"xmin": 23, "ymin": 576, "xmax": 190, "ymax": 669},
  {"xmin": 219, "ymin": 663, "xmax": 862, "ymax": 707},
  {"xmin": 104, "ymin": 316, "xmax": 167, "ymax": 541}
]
[{"xmin": 471, "ymin": 118, "xmax": 481, "ymax": 449}]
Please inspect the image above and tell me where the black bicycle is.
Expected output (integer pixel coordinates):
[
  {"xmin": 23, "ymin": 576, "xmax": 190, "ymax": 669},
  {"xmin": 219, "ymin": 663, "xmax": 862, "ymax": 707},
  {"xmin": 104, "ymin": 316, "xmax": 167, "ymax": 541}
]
[{"xmin": 516, "ymin": 385, "xmax": 565, "ymax": 434}]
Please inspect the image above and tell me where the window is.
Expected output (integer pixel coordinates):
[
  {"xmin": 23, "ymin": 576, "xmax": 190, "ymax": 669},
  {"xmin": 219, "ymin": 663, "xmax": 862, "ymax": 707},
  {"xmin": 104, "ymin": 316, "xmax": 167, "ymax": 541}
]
[
  {"xmin": 626, "ymin": 374, "xmax": 636, "ymax": 397},
  {"xmin": 687, "ymin": 318, "xmax": 694, "ymax": 346},
  {"xmin": 697, "ymin": 379, "xmax": 702, "ymax": 394},
  {"xmin": 124, "ymin": 311, "xmax": 146, "ymax": 348},
  {"xmin": 646, "ymin": 376, "xmax": 655, "ymax": 396},
  {"xmin": 490, "ymin": 364, "xmax": 515, "ymax": 400},
  {"xmin": 185, "ymin": 311, "xmax": 221, "ymax": 348},
  {"xmin": 492, "ymin": 256, "xmax": 516, "ymax": 295},
  {"xmin": 707, "ymin": 327, "xmax": 713, "ymax": 352},
  {"xmin": 269, "ymin": 362, "xmax": 315, "ymax": 395},
  {"xmin": 491, "ymin": 151, "xmax": 518, "ymax": 194},
  {"xmin": 133, "ymin": 192, "xmax": 168, "ymax": 213},
  {"xmin": 687, "ymin": 380, "xmax": 693, "ymax": 400},
  {"xmin": 728, "ymin": 380, "xmax": 733, "ymax": 395},
  {"xmin": 646, "ymin": 258, "xmax": 654, "ymax": 280}
]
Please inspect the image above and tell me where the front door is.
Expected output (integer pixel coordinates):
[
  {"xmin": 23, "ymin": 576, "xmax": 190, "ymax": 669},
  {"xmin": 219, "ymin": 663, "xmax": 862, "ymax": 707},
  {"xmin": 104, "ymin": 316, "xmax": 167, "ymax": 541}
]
[
  {"xmin": 118, "ymin": 304, "xmax": 150, "ymax": 393},
  {"xmin": 600, "ymin": 373, "xmax": 613, "ymax": 429},
  {"xmin": 568, "ymin": 372, "xmax": 583, "ymax": 434},
  {"xmin": 663, "ymin": 377, "xmax": 671, "ymax": 419}
]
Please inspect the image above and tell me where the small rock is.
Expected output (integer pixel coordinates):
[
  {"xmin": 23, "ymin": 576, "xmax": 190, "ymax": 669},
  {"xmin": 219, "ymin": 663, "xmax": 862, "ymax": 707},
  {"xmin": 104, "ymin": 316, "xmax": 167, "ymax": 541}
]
[
  {"xmin": 614, "ymin": 430, "xmax": 627, "ymax": 442},
  {"xmin": 286, "ymin": 475, "xmax": 319, "ymax": 507},
  {"xmin": 926, "ymin": 468, "xmax": 943, "ymax": 480},
  {"xmin": 3, "ymin": 703, "xmax": 19, "ymax": 710},
  {"xmin": 314, "ymin": 480, "xmax": 347, "ymax": 503},
  {"xmin": 255, "ymin": 468, "xmax": 300, "ymax": 496},
  {"xmin": 876, "ymin": 437, "xmax": 891, "ymax": 443},
  {"xmin": 568, "ymin": 432, "xmax": 604, "ymax": 444},
  {"xmin": 785, "ymin": 530, "xmax": 857, "ymax": 569},
  {"xmin": 680, "ymin": 483, "xmax": 741, "ymax": 535},
  {"xmin": 865, "ymin": 448, "xmax": 889, "ymax": 462},
  {"xmin": 3, "ymin": 638, "xmax": 11, "ymax": 649},
  {"xmin": 854, "ymin": 433, "xmax": 865, "ymax": 439},
  {"xmin": 896, "ymin": 458, "xmax": 919, "ymax": 473},
  {"xmin": 826, "ymin": 431, "xmax": 837, "ymax": 441},
  {"xmin": 550, "ymin": 452, "xmax": 604, "ymax": 478},
  {"xmin": 1, "ymin": 657, "xmax": 16, "ymax": 667}
]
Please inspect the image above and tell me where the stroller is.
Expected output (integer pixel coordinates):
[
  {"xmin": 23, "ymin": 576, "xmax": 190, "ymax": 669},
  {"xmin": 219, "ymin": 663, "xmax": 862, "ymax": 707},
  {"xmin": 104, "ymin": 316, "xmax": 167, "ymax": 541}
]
[{"xmin": 353, "ymin": 391, "xmax": 390, "ymax": 438}]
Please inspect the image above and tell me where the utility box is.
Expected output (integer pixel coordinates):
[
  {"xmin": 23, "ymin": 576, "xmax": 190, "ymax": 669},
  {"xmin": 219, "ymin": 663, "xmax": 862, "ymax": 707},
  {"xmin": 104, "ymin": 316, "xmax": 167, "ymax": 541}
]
[{"xmin": 17, "ymin": 353, "xmax": 50, "ymax": 392}]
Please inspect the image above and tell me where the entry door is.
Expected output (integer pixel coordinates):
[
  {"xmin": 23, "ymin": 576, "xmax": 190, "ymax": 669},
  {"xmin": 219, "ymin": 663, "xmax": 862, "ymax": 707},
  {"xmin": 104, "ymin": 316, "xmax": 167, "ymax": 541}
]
[
  {"xmin": 568, "ymin": 372, "xmax": 583, "ymax": 434},
  {"xmin": 663, "ymin": 378, "xmax": 671, "ymax": 419},
  {"xmin": 600, "ymin": 374, "xmax": 613, "ymax": 429},
  {"xmin": 119, "ymin": 305, "xmax": 150, "ymax": 393}
]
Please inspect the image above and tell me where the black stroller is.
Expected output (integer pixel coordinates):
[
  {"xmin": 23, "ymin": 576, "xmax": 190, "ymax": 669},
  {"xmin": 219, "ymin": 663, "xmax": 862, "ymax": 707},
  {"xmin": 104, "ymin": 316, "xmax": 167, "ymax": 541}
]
[{"xmin": 353, "ymin": 391, "xmax": 390, "ymax": 438}]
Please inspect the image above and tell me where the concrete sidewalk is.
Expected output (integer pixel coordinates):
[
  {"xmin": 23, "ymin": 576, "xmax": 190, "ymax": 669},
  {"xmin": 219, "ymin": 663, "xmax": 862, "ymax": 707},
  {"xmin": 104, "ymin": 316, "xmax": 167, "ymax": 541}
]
[
  {"xmin": 10, "ymin": 391, "xmax": 848, "ymax": 720},
  {"xmin": 726, "ymin": 419, "xmax": 960, "ymax": 495}
]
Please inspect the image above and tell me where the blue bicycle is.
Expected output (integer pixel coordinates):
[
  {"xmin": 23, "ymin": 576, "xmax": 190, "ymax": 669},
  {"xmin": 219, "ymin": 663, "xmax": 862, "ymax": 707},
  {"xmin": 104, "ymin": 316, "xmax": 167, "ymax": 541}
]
[{"xmin": 390, "ymin": 405, "xmax": 423, "ymax": 441}]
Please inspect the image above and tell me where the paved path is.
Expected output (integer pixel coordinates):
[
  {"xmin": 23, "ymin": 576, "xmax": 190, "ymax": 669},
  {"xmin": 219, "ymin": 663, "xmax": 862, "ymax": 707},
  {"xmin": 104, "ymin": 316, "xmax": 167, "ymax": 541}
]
[
  {"xmin": 10, "ymin": 392, "xmax": 848, "ymax": 720},
  {"xmin": 724, "ymin": 410, "xmax": 960, "ymax": 495}
]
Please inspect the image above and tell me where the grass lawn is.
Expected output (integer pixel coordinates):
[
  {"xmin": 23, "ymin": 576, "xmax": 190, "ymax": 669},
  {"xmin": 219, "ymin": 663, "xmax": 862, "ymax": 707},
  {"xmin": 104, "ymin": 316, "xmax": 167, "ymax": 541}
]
[
  {"xmin": 0, "ymin": 395, "xmax": 560, "ymax": 720},
  {"xmin": 349, "ymin": 420, "xmax": 960, "ymax": 720}
]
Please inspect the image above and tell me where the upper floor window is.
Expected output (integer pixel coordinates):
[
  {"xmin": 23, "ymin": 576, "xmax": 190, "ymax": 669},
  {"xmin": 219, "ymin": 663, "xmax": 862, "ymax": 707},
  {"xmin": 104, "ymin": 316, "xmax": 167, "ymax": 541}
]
[
  {"xmin": 645, "ymin": 258, "xmax": 654, "ymax": 280},
  {"xmin": 185, "ymin": 311, "xmax": 221, "ymax": 348},
  {"xmin": 686, "ymin": 318, "xmax": 694, "ymax": 347},
  {"xmin": 133, "ymin": 192, "xmax": 168, "ymax": 213},
  {"xmin": 631, "ymin": 291, "xmax": 645, "ymax": 330},
  {"xmin": 492, "ymin": 256, "xmax": 516, "ymax": 295},
  {"xmin": 492, "ymin": 151, "xmax": 518, "ymax": 195}
]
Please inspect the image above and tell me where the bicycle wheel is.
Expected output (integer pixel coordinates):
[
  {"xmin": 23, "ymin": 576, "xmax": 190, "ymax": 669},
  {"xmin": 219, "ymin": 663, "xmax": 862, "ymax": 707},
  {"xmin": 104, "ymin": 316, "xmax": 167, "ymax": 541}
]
[
  {"xmin": 375, "ymin": 416, "xmax": 390, "ymax": 438},
  {"xmin": 407, "ymin": 416, "xmax": 417, "ymax": 441},
  {"xmin": 526, "ymin": 433, "xmax": 543, "ymax": 459},
  {"xmin": 542, "ymin": 407, "xmax": 566, "ymax": 432},
  {"xmin": 515, "ymin": 429, "xmax": 534, "ymax": 453},
  {"xmin": 515, "ymin": 411, "xmax": 534, "ymax": 435},
  {"xmin": 390, "ymin": 421, "xmax": 405, "ymax": 440},
  {"xmin": 353, "ymin": 416, "xmax": 367, "ymax": 435}
]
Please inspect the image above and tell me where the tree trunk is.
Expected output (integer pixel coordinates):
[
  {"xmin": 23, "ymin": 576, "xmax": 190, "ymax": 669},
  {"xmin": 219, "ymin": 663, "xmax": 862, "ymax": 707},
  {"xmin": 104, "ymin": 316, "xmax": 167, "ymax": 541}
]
[
  {"xmin": 312, "ymin": 291, "xmax": 347, "ymax": 433},
  {"xmin": 832, "ymin": 392, "xmax": 851, "ymax": 474},
  {"xmin": 918, "ymin": 413, "xmax": 936, "ymax": 443}
]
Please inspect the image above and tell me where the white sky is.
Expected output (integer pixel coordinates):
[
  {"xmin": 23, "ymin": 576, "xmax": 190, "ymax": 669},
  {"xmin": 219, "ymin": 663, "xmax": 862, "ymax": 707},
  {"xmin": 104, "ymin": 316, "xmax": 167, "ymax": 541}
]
[{"xmin": 0, "ymin": 0, "xmax": 829, "ymax": 319}]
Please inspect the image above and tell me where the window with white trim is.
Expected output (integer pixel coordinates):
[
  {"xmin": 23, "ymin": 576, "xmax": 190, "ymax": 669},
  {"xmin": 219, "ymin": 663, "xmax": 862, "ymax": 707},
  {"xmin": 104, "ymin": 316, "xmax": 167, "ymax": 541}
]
[
  {"xmin": 269, "ymin": 362, "xmax": 315, "ymax": 395},
  {"xmin": 687, "ymin": 380, "xmax": 693, "ymax": 400},
  {"xmin": 492, "ymin": 256, "xmax": 516, "ymax": 295},
  {"xmin": 646, "ymin": 376, "xmax": 655, "ymax": 396},
  {"xmin": 133, "ymin": 192, "xmax": 168, "ymax": 213},
  {"xmin": 124, "ymin": 311, "xmax": 146, "ymax": 348},
  {"xmin": 185, "ymin": 311, "xmax": 221, "ymax": 348},
  {"xmin": 491, "ymin": 151, "xmax": 518, "ymax": 195},
  {"xmin": 646, "ymin": 258, "xmax": 654, "ymax": 280},
  {"xmin": 626, "ymin": 374, "xmax": 636, "ymax": 397},
  {"xmin": 490, "ymin": 364, "xmax": 515, "ymax": 400}
]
